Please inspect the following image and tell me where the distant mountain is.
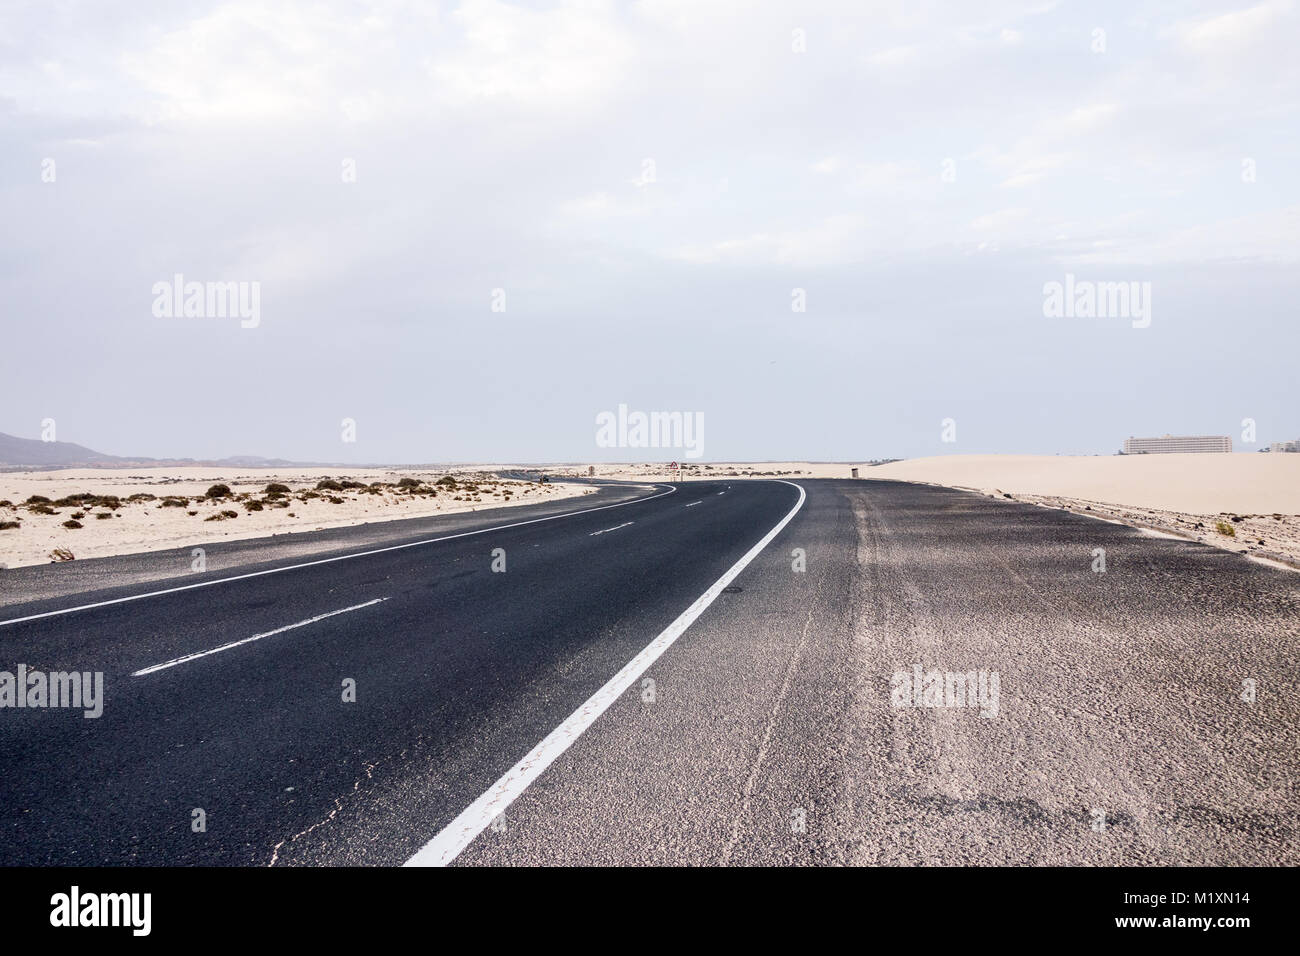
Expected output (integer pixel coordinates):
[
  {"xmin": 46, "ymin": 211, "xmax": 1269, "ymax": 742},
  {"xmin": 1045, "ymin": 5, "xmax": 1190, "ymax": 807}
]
[
  {"xmin": 0, "ymin": 431, "xmax": 305, "ymax": 470},
  {"xmin": 0, "ymin": 431, "xmax": 124, "ymax": 467}
]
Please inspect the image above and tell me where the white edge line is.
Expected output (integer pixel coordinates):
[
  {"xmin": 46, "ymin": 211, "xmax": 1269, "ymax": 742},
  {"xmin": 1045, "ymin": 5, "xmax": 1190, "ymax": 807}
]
[
  {"xmin": 131, "ymin": 597, "xmax": 389, "ymax": 677},
  {"xmin": 404, "ymin": 479, "xmax": 806, "ymax": 867},
  {"xmin": 0, "ymin": 484, "xmax": 678, "ymax": 628}
]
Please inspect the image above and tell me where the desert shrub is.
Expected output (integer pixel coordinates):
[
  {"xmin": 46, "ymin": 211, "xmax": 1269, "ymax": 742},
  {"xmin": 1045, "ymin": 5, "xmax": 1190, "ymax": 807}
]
[
  {"xmin": 397, "ymin": 477, "xmax": 422, "ymax": 489},
  {"xmin": 49, "ymin": 548, "xmax": 75, "ymax": 562},
  {"xmin": 327, "ymin": 496, "xmax": 345, "ymax": 504},
  {"xmin": 24, "ymin": 495, "xmax": 51, "ymax": 505},
  {"xmin": 316, "ymin": 479, "xmax": 343, "ymax": 491},
  {"xmin": 244, "ymin": 500, "xmax": 264, "ymax": 512},
  {"xmin": 71, "ymin": 512, "xmax": 85, "ymax": 520},
  {"xmin": 436, "ymin": 476, "xmax": 457, "ymax": 487},
  {"xmin": 62, "ymin": 519, "xmax": 83, "ymax": 529},
  {"xmin": 128, "ymin": 493, "xmax": 157, "ymax": 501},
  {"xmin": 0, "ymin": 520, "xmax": 20, "ymax": 530},
  {"xmin": 205, "ymin": 484, "xmax": 233, "ymax": 498},
  {"xmin": 265, "ymin": 482, "xmax": 291, "ymax": 494},
  {"xmin": 96, "ymin": 512, "xmax": 113, "ymax": 520},
  {"xmin": 340, "ymin": 479, "xmax": 366, "ymax": 489},
  {"xmin": 0, "ymin": 500, "xmax": 11, "ymax": 508},
  {"xmin": 204, "ymin": 510, "xmax": 240, "ymax": 522},
  {"xmin": 1215, "ymin": 520, "xmax": 1236, "ymax": 537},
  {"xmin": 29, "ymin": 505, "xmax": 57, "ymax": 515},
  {"xmin": 159, "ymin": 497, "xmax": 189, "ymax": 508}
]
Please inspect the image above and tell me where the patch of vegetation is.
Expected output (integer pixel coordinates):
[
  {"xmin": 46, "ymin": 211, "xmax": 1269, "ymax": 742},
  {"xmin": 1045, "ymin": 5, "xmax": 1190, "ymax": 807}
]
[
  {"xmin": 265, "ymin": 482, "xmax": 291, "ymax": 494},
  {"xmin": 96, "ymin": 512, "xmax": 113, "ymax": 520},
  {"xmin": 205, "ymin": 484, "xmax": 233, "ymax": 499},
  {"xmin": 436, "ymin": 476, "xmax": 457, "ymax": 487},
  {"xmin": 24, "ymin": 495, "xmax": 52, "ymax": 505},
  {"xmin": 0, "ymin": 520, "xmax": 20, "ymax": 531},
  {"xmin": 244, "ymin": 500, "xmax": 264, "ymax": 512},
  {"xmin": 397, "ymin": 477, "xmax": 422, "ymax": 489},
  {"xmin": 158, "ymin": 497, "xmax": 189, "ymax": 508},
  {"xmin": 62, "ymin": 519, "xmax": 83, "ymax": 529},
  {"xmin": 0, "ymin": 500, "xmax": 12, "ymax": 508},
  {"xmin": 127, "ymin": 493, "xmax": 157, "ymax": 501},
  {"xmin": 204, "ymin": 510, "xmax": 240, "ymax": 522},
  {"xmin": 29, "ymin": 505, "xmax": 58, "ymax": 515},
  {"xmin": 327, "ymin": 496, "xmax": 345, "ymax": 505},
  {"xmin": 49, "ymin": 548, "xmax": 75, "ymax": 562},
  {"xmin": 316, "ymin": 479, "xmax": 343, "ymax": 491},
  {"xmin": 1215, "ymin": 520, "xmax": 1236, "ymax": 537}
]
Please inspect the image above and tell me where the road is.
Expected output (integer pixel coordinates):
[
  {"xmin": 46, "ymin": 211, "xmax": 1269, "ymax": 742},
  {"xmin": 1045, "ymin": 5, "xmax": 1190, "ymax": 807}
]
[{"xmin": 0, "ymin": 478, "xmax": 1296, "ymax": 865}]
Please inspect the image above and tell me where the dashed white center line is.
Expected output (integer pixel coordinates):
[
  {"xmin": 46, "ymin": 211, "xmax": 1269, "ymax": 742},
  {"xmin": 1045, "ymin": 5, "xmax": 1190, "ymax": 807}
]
[
  {"xmin": 405, "ymin": 480, "xmax": 807, "ymax": 867},
  {"xmin": 589, "ymin": 521, "xmax": 634, "ymax": 536},
  {"xmin": 685, "ymin": 501, "xmax": 701, "ymax": 507},
  {"xmin": 131, "ymin": 597, "xmax": 389, "ymax": 677}
]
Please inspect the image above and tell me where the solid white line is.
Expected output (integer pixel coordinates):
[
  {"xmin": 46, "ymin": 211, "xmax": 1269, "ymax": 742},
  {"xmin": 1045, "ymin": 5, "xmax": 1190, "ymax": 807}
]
[
  {"xmin": 404, "ymin": 479, "xmax": 807, "ymax": 867},
  {"xmin": 0, "ymin": 485, "xmax": 677, "ymax": 628},
  {"xmin": 589, "ymin": 521, "xmax": 634, "ymax": 536},
  {"xmin": 131, "ymin": 597, "xmax": 389, "ymax": 677},
  {"xmin": 1248, "ymin": 554, "xmax": 1300, "ymax": 574}
]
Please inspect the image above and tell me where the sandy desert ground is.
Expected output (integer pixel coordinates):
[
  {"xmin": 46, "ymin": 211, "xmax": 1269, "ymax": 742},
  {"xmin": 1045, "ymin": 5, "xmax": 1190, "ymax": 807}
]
[
  {"xmin": 4, "ymin": 455, "xmax": 1297, "ymax": 570},
  {"xmin": 861, "ymin": 454, "xmax": 1300, "ymax": 569},
  {"xmin": 864, "ymin": 453, "xmax": 1300, "ymax": 515},
  {"xmin": 0, "ymin": 467, "xmax": 589, "ymax": 569},
  {"xmin": 580, "ymin": 455, "xmax": 1300, "ymax": 568}
]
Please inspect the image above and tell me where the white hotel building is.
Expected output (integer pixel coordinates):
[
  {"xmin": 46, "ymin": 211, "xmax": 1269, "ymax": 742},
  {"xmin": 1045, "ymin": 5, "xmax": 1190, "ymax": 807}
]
[{"xmin": 1122, "ymin": 435, "xmax": 1233, "ymax": 454}]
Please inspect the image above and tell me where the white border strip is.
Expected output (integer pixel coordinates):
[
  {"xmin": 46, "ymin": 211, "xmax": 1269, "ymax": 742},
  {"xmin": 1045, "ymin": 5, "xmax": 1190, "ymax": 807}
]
[
  {"xmin": 404, "ymin": 479, "xmax": 806, "ymax": 867},
  {"xmin": 0, "ymin": 485, "xmax": 677, "ymax": 628},
  {"xmin": 132, "ymin": 598, "xmax": 389, "ymax": 676}
]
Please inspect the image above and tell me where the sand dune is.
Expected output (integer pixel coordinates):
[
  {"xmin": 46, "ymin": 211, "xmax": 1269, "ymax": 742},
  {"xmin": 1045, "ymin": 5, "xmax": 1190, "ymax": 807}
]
[{"xmin": 864, "ymin": 454, "xmax": 1300, "ymax": 515}]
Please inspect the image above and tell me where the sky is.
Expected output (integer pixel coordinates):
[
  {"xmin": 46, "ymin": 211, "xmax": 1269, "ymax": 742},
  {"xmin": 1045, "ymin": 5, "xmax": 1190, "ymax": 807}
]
[{"xmin": 1, "ymin": 0, "xmax": 1297, "ymax": 463}]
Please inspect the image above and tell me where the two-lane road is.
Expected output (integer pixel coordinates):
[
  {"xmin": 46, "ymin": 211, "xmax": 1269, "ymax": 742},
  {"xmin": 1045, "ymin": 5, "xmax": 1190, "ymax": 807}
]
[
  {"xmin": 0, "ymin": 478, "xmax": 802, "ymax": 865},
  {"xmin": 2, "ymin": 477, "xmax": 1297, "ymax": 866}
]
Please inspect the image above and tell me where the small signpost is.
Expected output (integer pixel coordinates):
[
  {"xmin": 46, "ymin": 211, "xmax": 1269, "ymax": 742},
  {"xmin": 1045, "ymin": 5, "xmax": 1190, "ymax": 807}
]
[{"xmin": 669, "ymin": 461, "xmax": 679, "ymax": 483}]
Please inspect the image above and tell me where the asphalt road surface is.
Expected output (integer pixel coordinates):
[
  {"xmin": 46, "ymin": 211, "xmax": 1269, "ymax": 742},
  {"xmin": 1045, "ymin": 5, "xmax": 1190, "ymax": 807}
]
[{"xmin": 0, "ymin": 479, "xmax": 1295, "ymax": 866}]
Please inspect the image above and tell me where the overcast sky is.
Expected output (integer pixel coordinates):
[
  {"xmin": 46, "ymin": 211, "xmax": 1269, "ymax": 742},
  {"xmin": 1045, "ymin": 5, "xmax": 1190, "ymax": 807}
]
[{"xmin": 2, "ymin": 0, "xmax": 1297, "ymax": 463}]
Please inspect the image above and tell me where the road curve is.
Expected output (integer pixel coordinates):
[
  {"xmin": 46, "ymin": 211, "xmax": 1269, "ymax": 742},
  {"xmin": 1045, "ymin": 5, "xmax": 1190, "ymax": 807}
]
[{"xmin": 1, "ymin": 478, "xmax": 1295, "ymax": 866}]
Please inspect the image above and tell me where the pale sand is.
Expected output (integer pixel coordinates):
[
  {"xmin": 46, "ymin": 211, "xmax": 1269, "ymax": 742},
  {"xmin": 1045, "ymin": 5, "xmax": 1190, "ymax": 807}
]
[
  {"xmin": 0, "ymin": 468, "xmax": 590, "ymax": 568},
  {"xmin": 554, "ymin": 456, "xmax": 1300, "ymax": 566},
  {"xmin": 865, "ymin": 454, "xmax": 1300, "ymax": 568},
  {"xmin": 863, "ymin": 454, "xmax": 1300, "ymax": 515}
]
